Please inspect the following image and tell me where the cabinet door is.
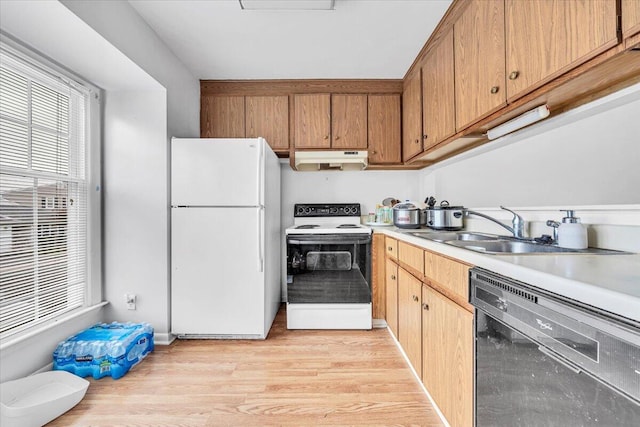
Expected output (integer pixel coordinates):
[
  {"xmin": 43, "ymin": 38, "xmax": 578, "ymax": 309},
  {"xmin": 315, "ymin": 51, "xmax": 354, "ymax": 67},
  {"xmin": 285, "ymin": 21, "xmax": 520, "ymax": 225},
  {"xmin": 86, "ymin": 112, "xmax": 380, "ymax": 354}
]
[
  {"xmin": 368, "ymin": 94, "xmax": 401, "ymax": 164},
  {"xmin": 422, "ymin": 285, "xmax": 473, "ymax": 427},
  {"xmin": 506, "ymin": 0, "xmax": 618, "ymax": 102},
  {"xmin": 245, "ymin": 95, "xmax": 289, "ymax": 152},
  {"xmin": 398, "ymin": 241, "xmax": 424, "ymax": 277},
  {"xmin": 402, "ymin": 70, "xmax": 423, "ymax": 161},
  {"xmin": 385, "ymin": 237, "xmax": 398, "ymax": 260},
  {"xmin": 385, "ymin": 258, "xmax": 399, "ymax": 338},
  {"xmin": 424, "ymin": 250, "xmax": 471, "ymax": 308},
  {"xmin": 454, "ymin": 0, "xmax": 506, "ymax": 130},
  {"xmin": 623, "ymin": 0, "xmax": 640, "ymax": 41},
  {"xmin": 331, "ymin": 94, "xmax": 367, "ymax": 149},
  {"xmin": 371, "ymin": 234, "xmax": 386, "ymax": 320},
  {"xmin": 201, "ymin": 95, "xmax": 245, "ymax": 138},
  {"xmin": 294, "ymin": 94, "xmax": 331, "ymax": 148},
  {"xmin": 422, "ymin": 28, "xmax": 455, "ymax": 150},
  {"xmin": 398, "ymin": 267, "xmax": 422, "ymax": 377}
]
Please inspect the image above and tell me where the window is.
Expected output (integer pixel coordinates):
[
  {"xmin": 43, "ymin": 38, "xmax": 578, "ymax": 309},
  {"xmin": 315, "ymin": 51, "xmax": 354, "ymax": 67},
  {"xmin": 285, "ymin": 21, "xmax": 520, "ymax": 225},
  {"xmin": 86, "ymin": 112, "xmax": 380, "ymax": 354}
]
[{"xmin": 0, "ymin": 45, "xmax": 92, "ymax": 339}]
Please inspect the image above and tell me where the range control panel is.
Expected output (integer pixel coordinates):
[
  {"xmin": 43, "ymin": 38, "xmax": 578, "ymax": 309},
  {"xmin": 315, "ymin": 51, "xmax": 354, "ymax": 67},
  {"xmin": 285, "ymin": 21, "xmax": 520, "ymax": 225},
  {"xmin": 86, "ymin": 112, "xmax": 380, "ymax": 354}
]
[{"xmin": 294, "ymin": 203, "xmax": 361, "ymax": 217}]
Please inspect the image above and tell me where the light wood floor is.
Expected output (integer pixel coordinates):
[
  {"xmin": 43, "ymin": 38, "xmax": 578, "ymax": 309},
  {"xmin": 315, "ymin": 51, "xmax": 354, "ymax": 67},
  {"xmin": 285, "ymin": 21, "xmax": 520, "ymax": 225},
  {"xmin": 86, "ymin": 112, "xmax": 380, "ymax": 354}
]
[{"xmin": 50, "ymin": 307, "xmax": 443, "ymax": 426}]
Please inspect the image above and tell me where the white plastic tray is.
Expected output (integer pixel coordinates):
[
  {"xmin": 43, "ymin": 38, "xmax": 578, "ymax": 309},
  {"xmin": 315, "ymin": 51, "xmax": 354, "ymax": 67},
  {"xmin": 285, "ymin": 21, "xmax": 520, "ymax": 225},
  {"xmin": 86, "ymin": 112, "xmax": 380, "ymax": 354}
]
[{"xmin": 1, "ymin": 370, "xmax": 89, "ymax": 427}]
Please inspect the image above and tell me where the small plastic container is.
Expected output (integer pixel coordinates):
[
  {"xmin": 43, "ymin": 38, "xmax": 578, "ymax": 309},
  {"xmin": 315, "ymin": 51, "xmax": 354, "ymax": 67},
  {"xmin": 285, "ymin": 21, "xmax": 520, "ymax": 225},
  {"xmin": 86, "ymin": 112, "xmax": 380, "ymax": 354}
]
[{"xmin": 0, "ymin": 370, "xmax": 89, "ymax": 427}]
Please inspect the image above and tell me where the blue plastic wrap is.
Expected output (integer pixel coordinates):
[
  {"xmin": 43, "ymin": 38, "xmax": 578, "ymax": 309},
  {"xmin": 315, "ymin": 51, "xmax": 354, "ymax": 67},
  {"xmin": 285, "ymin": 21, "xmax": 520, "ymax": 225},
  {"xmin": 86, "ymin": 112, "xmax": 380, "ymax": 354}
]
[{"xmin": 53, "ymin": 322, "xmax": 154, "ymax": 380}]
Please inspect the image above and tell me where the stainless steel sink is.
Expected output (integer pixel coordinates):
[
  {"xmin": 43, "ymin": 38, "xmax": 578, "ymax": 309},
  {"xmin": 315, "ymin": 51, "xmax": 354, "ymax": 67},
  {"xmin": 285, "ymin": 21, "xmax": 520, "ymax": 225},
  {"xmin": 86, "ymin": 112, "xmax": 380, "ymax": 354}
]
[
  {"xmin": 402, "ymin": 230, "xmax": 625, "ymax": 255},
  {"xmin": 405, "ymin": 231, "xmax": 499, "ymax": 242},
  {"xmin": 445, "ymin": 239, "xmax": 581, "ymax": 254}
]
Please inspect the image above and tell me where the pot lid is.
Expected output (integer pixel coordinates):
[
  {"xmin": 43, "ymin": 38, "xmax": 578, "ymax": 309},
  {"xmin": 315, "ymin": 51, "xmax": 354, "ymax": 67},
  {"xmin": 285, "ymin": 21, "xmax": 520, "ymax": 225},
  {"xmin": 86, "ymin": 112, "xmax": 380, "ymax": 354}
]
[
  {"xmin": 394, "ymin": 201, "xmax": 420, "ymax": 210},
  {"xmin": 428, "ymin": 200, "xmax": 464, "ymax": 210}
]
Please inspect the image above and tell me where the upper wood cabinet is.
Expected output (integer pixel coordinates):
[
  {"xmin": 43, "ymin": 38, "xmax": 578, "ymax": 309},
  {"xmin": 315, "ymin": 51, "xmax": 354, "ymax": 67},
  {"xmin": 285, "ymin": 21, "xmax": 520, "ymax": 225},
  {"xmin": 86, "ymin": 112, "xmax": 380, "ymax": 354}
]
[
  {"xmin": 245, "ymin": 95, "xmax": 289, "ymax": 152},
  {"xmin": 623, "ymin": 0, "xmax": 640, "ymax": 41},
  {"xmin": 422, "ymin": 284, "xmax": 473, "ymax": 427},
  {"xmin": 294, "ymin": 94, "xmax": 331, "ymax": 149},
  {"xmin": 402, "ymin": 70, "xmax": 423, "ymax": 161},
  {"xmin": 398, "ymin": 267, "xmax": 423, "ymax": 377},
  {"xmin": 421, "ymin": 28, "xmax": 455, "ymax": 150},
  {"xmin": 368, "ymin": 94, "xmax": 401, "ymax": 164},
  {"xmin": 505, "ymin": 0, "xmax": 619, "ymax": 102},
  {"xmin": 454, "ymin": 0, "xmax": 506, "ymax": 130},
  {"xmin": 201, "ymin": 96, "xmax": 245, "ymax": 138},
  {"xmin": 331, "ymin": 94, "xmax": 367, "ymax": 149}
]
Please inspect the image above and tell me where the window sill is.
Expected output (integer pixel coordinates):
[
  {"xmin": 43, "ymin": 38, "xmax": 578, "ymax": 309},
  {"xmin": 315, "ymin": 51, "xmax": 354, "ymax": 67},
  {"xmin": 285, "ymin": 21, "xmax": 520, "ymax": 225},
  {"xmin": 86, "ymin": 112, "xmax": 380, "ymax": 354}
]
[{"xmin": 0, "ymin": 302, "xmax": 108, "ymax": 351}]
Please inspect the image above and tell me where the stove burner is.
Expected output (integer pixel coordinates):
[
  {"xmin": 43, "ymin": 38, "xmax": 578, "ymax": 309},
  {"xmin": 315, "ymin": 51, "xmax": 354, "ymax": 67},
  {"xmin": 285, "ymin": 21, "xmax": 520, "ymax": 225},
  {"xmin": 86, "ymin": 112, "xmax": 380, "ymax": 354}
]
[
  {"xmin": 337, "ymin": 224, "xmax": 360, "ymax": 229},
  {"xmin": 295, "ymin": 224, "xmax": 319, "ymax": 229}
]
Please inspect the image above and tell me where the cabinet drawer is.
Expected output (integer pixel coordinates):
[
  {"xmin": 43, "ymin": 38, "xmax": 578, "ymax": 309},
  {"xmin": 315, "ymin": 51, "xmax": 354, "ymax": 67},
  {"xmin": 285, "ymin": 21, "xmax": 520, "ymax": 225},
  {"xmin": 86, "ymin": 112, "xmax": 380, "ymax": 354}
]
[
  {"xmin": 385, "ymin": 237, "xmax": 398, "ymax": 260},
  {"xmin": 424, "ymin": 250, "xmax": 470, "ymax": 303},
  {"xmin": 398, "ymin": 241, "xmax": 424, "ymax": 275}
]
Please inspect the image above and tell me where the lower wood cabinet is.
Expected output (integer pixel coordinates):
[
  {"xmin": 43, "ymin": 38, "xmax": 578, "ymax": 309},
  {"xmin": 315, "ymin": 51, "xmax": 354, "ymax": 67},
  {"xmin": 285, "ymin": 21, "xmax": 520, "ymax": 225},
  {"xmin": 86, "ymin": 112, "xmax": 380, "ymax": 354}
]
[
  {"xmin": 382, "ymin": 235, "xmax": 474, "ymax": 427},
  {"xmin": 398, "ymin": 267, "xmax": 423, "ymax": 378},
  {"xmin": 385, "ymin": 258, "xmax": 399, "ymax": 337},
  {"xmin": 422, "ymin": 284, "xmax": 473, "ymax": 427}
]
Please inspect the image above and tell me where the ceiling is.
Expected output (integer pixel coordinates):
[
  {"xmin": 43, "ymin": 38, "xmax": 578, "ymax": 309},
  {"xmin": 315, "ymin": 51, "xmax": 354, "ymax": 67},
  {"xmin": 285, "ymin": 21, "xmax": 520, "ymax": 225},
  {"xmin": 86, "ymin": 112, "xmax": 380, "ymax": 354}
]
[{"xmin": 128, "ymin": 0, "xmax": 452, "ymax": 80}]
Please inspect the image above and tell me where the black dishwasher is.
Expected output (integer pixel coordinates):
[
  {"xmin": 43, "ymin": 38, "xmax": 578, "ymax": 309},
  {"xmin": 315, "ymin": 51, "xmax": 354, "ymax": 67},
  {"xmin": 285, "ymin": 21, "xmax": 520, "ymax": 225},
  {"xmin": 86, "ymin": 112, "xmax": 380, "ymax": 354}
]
[{"xmin": 470, "ymin": 268, "xmax": 640, "ymax": 427}]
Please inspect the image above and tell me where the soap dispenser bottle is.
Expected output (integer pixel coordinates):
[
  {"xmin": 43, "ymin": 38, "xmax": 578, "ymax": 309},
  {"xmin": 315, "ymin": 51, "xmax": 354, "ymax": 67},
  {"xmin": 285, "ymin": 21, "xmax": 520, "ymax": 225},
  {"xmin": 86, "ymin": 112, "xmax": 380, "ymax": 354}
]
[{"xmin": 557, "ymin": 210, "xmax": 588, "ymax": 249}]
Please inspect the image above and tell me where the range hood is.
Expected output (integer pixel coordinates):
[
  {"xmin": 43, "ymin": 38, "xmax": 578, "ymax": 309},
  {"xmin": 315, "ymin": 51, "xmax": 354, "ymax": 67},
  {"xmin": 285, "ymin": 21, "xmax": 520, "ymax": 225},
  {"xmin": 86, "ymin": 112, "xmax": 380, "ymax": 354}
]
[{"xmin": 294, "ymin": 151, "xmax": 368, "ymax": 171}]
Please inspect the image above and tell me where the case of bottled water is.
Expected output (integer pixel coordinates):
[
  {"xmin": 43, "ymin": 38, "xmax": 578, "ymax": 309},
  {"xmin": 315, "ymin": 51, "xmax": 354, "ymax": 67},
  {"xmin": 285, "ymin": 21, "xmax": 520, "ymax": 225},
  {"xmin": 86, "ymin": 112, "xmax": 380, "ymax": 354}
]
[{"xmin": 53, "ymin": 322, "xmax": 154, "ymax": 380}]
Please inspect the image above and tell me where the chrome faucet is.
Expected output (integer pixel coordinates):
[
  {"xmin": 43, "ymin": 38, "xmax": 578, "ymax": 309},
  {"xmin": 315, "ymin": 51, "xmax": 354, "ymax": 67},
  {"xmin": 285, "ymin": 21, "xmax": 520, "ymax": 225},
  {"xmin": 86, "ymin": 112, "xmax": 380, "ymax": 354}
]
[{"xmin": 465, "ymin": 206, "xmax": 526, "ymax": 239}]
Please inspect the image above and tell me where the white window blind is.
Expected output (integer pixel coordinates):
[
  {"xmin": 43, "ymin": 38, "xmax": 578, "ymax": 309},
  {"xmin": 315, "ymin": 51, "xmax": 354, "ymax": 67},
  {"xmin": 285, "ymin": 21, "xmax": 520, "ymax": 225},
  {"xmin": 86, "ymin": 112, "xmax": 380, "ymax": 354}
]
[{"xmin": 0, "ymin": 48, "xmax": 89, "ymax": 339}]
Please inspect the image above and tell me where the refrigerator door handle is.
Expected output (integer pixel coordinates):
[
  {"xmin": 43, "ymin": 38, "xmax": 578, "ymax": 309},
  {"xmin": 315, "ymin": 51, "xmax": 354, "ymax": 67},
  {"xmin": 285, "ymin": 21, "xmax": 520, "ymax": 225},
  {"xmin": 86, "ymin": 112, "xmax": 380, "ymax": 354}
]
[
  {"xmin": 257, "ymin": 138, "xmax": 264, "ymax": 206},
  {"xmin": 258, "ymin": 206, "xmax": 264, "ymax": 272}
]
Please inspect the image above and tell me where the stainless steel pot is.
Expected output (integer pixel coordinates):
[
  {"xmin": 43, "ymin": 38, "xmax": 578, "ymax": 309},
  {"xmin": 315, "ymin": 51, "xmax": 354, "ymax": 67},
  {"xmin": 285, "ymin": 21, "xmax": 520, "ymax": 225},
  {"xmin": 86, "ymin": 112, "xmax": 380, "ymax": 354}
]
[
  {"xmin": 393, "ymin": 201, "xmax": 421, "ymax": 229},
  {"xmin": 425, "ymin": 200, "xmax": 464, "ymax": 230}
]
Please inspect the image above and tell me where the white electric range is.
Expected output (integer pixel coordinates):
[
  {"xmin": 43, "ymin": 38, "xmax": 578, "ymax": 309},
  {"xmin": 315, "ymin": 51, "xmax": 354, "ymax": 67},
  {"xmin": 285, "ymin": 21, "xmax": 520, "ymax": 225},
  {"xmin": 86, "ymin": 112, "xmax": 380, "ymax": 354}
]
[{"xmin": 285, "ymin": 203, "xmax": 372, "ymax": 330}]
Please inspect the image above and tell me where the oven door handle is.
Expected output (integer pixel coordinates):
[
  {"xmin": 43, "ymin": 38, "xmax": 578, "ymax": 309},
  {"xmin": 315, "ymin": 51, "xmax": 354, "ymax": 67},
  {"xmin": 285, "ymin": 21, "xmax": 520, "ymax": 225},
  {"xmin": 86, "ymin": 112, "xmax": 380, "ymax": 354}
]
[{"xmin": 287, "ymin": 237, "xmax": 371, "ymax": 245}]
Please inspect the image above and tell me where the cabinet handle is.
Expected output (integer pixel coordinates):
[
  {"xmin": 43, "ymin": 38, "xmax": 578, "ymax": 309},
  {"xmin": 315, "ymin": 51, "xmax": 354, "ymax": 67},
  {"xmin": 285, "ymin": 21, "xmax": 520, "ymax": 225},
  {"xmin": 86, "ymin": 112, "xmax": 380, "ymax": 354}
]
[
  {"xmin": 412, "ymin": 295, "xmax": 419, "ymax": 302},
  {"xmin": 335, "ymin": 135, "xmax": 340, "ymax": 140},
  {"xmin": 324, "ymin": 135, "xmax": 329, "ymax": 140},
  {"xmin": 388, "ymin": 246, "xmax": 393, "ymax": 251},
  {"xmin": 509, "ymin": 71, "xmax": 520, "ymax": 80},
  {"xmin": 490, "ymin": 86, "xmax": 499, "ymax": 94},
  {"xmin": 414, "ymin": 139, "xmax": 419, "ymax": 144},
  {"xmin": 372, "ymin": 150, "xmax": 377, "ymax": 155},
  {"xmin": 390, "ymin": 274, "xmax": 396, "ymax": 280},
  {"xmin": 422, "ymin": 303, "xmax": 429, "ymax": 311},
  {"xmin": 423, "ymin": 134, "xmax": 428, "ymax": 139}
]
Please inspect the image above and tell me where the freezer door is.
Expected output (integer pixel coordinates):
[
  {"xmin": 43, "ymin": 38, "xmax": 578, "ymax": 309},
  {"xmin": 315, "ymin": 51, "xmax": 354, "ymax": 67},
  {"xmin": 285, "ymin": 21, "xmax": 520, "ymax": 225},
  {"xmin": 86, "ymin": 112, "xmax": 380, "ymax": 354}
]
[
  {"xmin": 171, "ymin": 207, "xmax": 265, "ymax": 336},
  {"xmin": 171, "ymin": 138, "xmax": 263, "ymax": 206}
]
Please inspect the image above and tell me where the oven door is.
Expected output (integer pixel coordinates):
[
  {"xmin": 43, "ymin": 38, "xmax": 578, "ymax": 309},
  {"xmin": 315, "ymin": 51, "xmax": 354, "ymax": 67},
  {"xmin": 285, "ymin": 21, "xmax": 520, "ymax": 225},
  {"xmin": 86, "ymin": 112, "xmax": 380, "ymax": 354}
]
[{"xmin": 286, "ymin": 233, "xmax": 372, "ymax": 305}]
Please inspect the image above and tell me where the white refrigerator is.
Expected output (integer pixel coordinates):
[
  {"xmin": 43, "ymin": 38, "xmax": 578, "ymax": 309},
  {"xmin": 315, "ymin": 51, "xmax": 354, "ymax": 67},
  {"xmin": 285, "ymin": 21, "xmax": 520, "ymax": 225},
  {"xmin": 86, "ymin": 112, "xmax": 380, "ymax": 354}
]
[{"xmin": 170, "ymin": 137, "xmax": 281, "ymax": 339}]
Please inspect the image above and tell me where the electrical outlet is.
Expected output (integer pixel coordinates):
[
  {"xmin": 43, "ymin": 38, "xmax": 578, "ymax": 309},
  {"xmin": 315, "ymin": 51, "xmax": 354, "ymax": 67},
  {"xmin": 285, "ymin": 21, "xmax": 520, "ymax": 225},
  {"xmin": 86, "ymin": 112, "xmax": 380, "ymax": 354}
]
[{"xmin": 125, "ymin": 294, "xmax": 136, "ymax": 310}]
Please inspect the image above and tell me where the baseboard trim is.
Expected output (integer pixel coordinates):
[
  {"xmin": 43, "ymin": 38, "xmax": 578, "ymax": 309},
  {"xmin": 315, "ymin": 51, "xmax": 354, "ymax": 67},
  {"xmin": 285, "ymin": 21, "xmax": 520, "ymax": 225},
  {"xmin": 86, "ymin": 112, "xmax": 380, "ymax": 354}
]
[
  {"xmin": 153, "ymin": 332, "xmax": 175, "ymax": 346},
  {"xmin": 387, "ymin": 327, "xmax": 451, "ymax": 427}
]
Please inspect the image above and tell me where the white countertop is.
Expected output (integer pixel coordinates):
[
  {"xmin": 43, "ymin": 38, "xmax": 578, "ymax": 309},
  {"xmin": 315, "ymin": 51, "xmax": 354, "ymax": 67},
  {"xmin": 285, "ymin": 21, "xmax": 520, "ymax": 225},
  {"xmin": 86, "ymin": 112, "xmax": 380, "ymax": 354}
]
[{"xmin": 374, "ymin": 226, "xmax": 640, "ymax": 322}]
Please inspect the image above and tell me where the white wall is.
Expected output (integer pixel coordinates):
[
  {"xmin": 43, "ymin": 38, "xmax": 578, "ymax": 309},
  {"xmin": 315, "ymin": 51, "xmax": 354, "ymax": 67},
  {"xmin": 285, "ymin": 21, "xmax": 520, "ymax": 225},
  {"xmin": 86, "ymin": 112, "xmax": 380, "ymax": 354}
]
[
  {"xmin": 0, "ymin": 0, "xmax": 198, "ymax": 380},
  {"xmin": 420, "ymin": 85, "xmax": 640, "ymax": 208},
  {"xmin": 280, "ymin": 166, "xmax": 421, "ymax": 227},
  {"xmin": 102, "ymin": 90, "xmax": 170, "ymax": 337},
  {"xmin": 60, "ymin": 0, "xmax": 200, "ymax": 341},
  {"xmin": 0, "ymin": 309, "xmax": 103, "ymax": 383},
  {"xmin": 60, "ymin": 0, "xmax": 199, "ymax": 138}
]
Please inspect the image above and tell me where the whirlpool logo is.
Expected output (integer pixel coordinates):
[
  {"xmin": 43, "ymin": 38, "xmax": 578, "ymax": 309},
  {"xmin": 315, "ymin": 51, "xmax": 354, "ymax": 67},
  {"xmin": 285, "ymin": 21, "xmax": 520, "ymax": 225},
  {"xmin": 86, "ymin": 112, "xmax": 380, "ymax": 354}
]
[{"xmin": 536, "ymin": 318, "xmax": 553, "ymax": 331}]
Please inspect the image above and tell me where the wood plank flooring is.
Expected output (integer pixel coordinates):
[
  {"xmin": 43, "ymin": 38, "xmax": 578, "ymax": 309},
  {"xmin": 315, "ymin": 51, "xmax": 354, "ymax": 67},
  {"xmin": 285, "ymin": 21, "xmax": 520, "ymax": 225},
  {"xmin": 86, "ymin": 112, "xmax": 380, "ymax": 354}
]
[{"xmin": 49, "ymin": 307, "xmax": 443, "ymax": 426}]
